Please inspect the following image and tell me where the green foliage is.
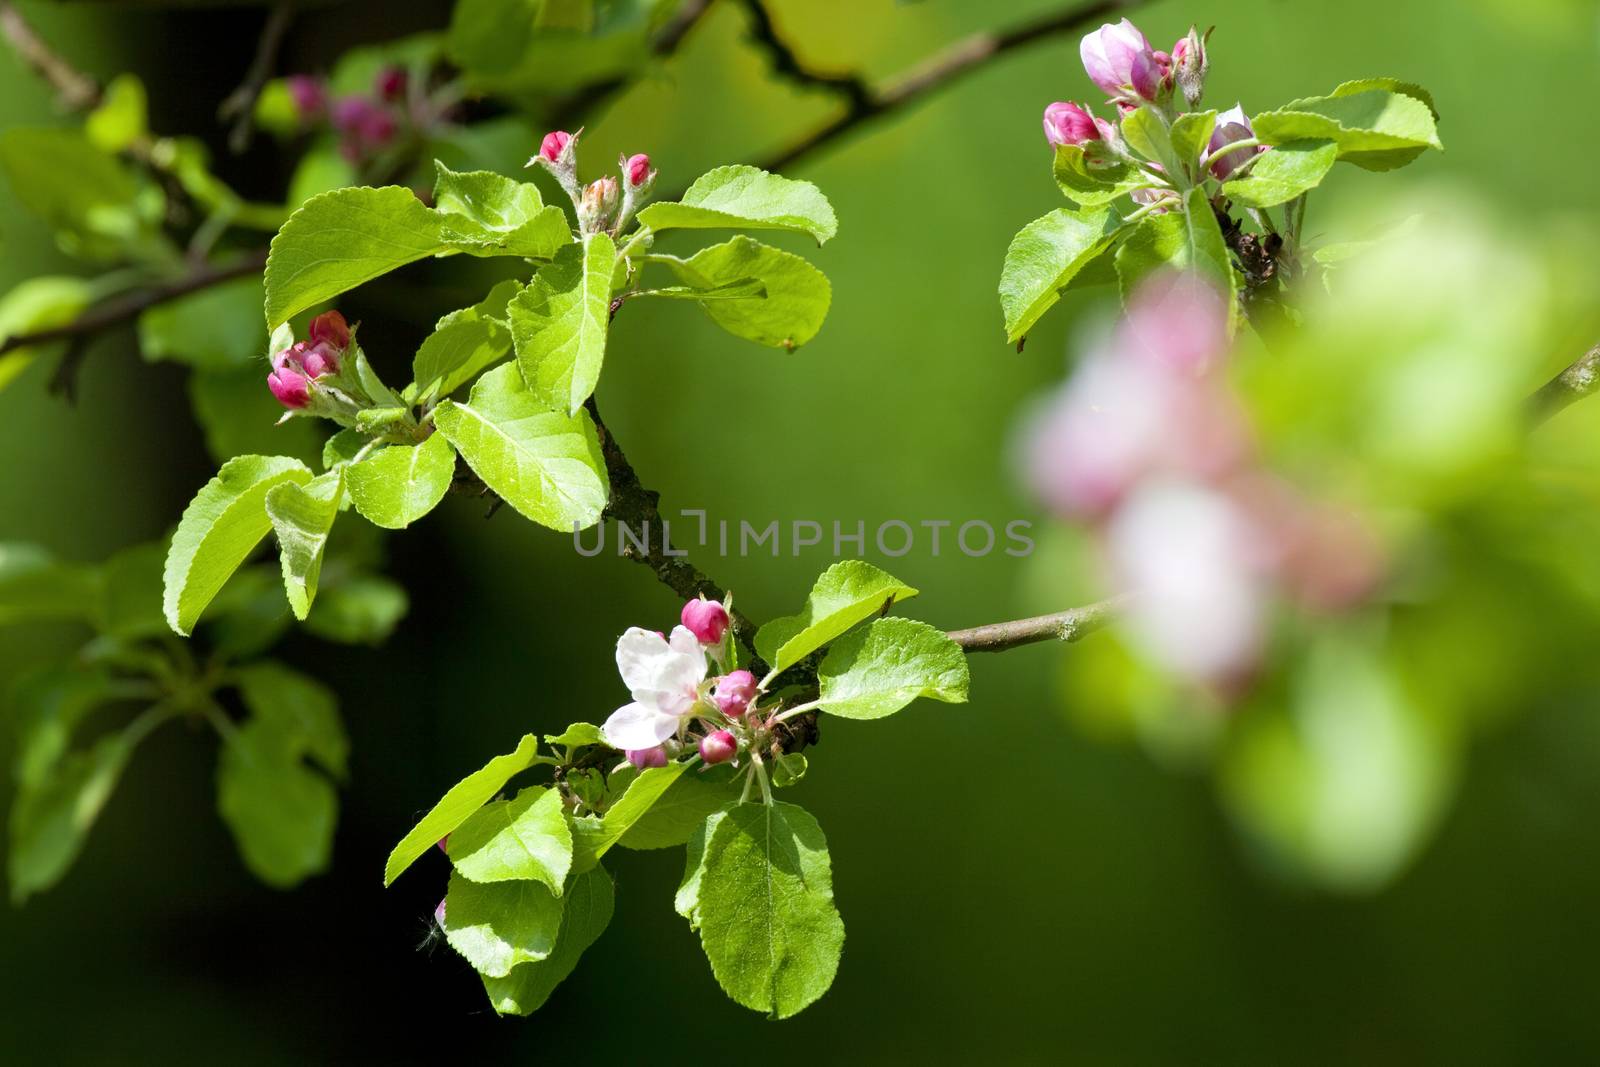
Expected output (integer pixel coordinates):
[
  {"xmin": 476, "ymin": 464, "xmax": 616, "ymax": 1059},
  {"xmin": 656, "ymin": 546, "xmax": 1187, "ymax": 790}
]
[
  {"xmin": 0, "ymin": 277, "xmax": 94, "ymax": 392},
  {"xmin": 189, "ymin": 368, "xmax": 322, "ymax": 467},
  {"xmin": 433, "ymin": 363, "xmax": 609, "ymax": 531},
  {"xmin": 302, "ymin": 574, "xmax": 410, "ymax": 645},
  {"xmin": 0, "ymin": 543, "xmax": 101, "ymax": 625},
  {"xmin": 639, "ymin": 165, "xmax": 837, "ymax": 245},
  {"xmin": 999, "ymin": 205, "xmax": 1124, "ymax": 344},
  {"xmin": 618, "ymin": 765, "xmax": 740, "ymax": 850},
  {"xmin": 384, "ymin": 734, "xmax": 542, "ymax": 886},
  {"xmin": 265, "ymin": 471, "xmax": 345, "ymax": 619},
  {"xmin": 688, "ymin": 802, "xmax": 844, "ymax": 1019},
  {"xmin": 0, "ymin": 127, "xmax": 163, "ymax": 261},
  {"xmin": 345, "ymin": 434, "xmax": 457, "ymax": 530},
  {"xmin": 1051, "ymin": 146, "xmax": 1155, "ymax": 208},
  {"xmin": 1113, "ymin": 187, "xmax": 1237, "ymax": 325},
  {"xmin": 411, "ymin": 279, "xmax": 520, "ymax": 402},
  {"xmin": 1169, "ymin": 110, "xmax": 1218, "ymax": 178},
  {"xmin": 570, "ymin": 762, "xmax": 691, "ymax": 871},
  {"xmin": 756, "ymin": 561, "xmax": 918, "ymax": 675},
  {"xmin": 481, "ymin": 866, "xmax": 614, "ymax": 1016},
  {"xmin": 432, "ymin": 162, "xmax": 570, "ymax": 258},
  {"xmin": 510, "ymin": 233, "xmax": 615, "ymax": 415},
  {"xmin": 84, "ymin": 74, "xmax": 148, "ymax": 153},
  {"xmin": 138, "ymin": 277, "xmax": 266, "ymax": 371},
  {"xmin": 448, "ymin": 786, "xmax": 573, "ymax": 891},
  {"xmin": 1221, "ymin": 140, "xmax": 1338, "ymax": 209},
  {"xmin": 1252, "ymin": 85, "xmax": 1442, "ymax": 172},
  {"xmin": 163, "ymin": 455, "xmax": 312, "ymax": 635},
  {"xmin": 443, "ymin": 870, "xmax": 564, "ymax": 976},
  {"xmin": 660, "ymin": 236, "xmax": 831, "ymax": 350},
  {"xmin": 817, "ymin": 617, "xmax": 970, "ymax": 720}
]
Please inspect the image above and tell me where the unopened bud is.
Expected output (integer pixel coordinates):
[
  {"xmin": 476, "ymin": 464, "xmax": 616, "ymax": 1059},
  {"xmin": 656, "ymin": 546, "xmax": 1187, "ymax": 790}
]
[
  {"xmin": 625, "ymin": 153, "xmax": 652, "ymax": 187},
  {"xmin": 1173, "ymin": 27, "xmax": 1209, "ymax": 109},
  {"xmin": 436, "ymin": 836, "xmax": 449, "ymax": 854},
  {"xmin": 712, "ymin": 670, "xmax": 758, "ymax": 718},
  {"xmin": 308, "ymin": 310, "xmax": 350, "ymax": 351},
  {"xmin": 1208, "ymin": 104, "xmax": 1262, "ymax": 181},
  {"xmin": 699, "ymin": 730, "xmax": 737, "ymax": 765},
  {"xmin": 578, "ymin": 176, "xmax": 620, "ymax": 231},
  {"xmin": 1080, "ymin": 19, "xmax": 1165, "ymax": 105},
  {"xmin": 1043, "ymin": 101, "xmax": 1103, "ymax": 149},
  {"xmin": 681, "ymin": 597, "xmax": 730, "ymax": 645},
  {"xmin": 374, "ymin": 66, "xmax": 408, "ymax": 103},
  {"xmin": 626, "ymin": 746, "xmax": 669, "ymax": 769},
  {"xmin": 286, "ymin": 75, "xmax": 327, "ymax": 120},
  {"xmin": 539, "ymin": 130, "xmax": 572, "ymax": 163},
  {"xmin": 268, "ymin": 365, "xmax": 310, "ymax": 409}
]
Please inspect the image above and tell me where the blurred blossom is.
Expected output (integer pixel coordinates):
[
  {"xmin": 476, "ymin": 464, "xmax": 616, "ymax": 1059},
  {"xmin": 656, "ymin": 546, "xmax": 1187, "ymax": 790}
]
[
  {"xmin": 1119, "ymin": 271, "xmax": 1230, "ymax": 375},
  {"xmin": 1107, "ymin": 479, "xmax": 1270, "ymax": 683}
]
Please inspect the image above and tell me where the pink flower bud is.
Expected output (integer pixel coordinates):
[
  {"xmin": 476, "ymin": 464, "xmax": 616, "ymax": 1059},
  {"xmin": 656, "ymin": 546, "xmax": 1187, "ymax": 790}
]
[
  {"xmin": 712, "ymin": 670, "xmax": 758, "ymax": 718},
  {"xmin": 699, "ymin": 730, "xmax": 737, "ymax": 765},
  {"xmin": 1173, "ymin": 28, "xmax": 1208, "ymax": 109},
  {"xmin": 625, "ymin": 153, "xmax": 652, "ymax": 186},
  {"xmin": 268, "ymin": 365, "xmax": 310, "ymax": 409},
  {"xmin": 681, "ymin": 597, "xmax": 729, "ymax": 645},
  {"xmin": 308, "ymin": 310, "xmax": 350, "ymax": 351},
  {"xmin": 1042, "ymin": 102, "xmax": 1103, "ymax": 149},
  {"xmin": 626, "ymin": 746, "xmax": 670, "ymax": 769},
  {"xmin": 374, "ymin": 66, "xmax": 408, "ymax": 102},
  {"xmin": 1208, "ymin": 104, "xmax": 1263, "ymax": 181},
  {"xmin": 434, "ymin": 898, "xmax": 447, "ymax": 926},
  {"xmin": 286, "ymin": 75, "xmax": 327, "ymax": 120},
  {"xmin": 540, "ymin": 130, "xmax": 572, "ymax": 163},
  {"xmin": 299, "ymin": 342, "xmax": 340, "ymax": 379},
  {"xmin": 1079, "ymin": 19, "xmax": 1162, "ymax": 103},
  {"xmin": 436, "ymin": 836, "xmax": 449, "ymax": 854}
]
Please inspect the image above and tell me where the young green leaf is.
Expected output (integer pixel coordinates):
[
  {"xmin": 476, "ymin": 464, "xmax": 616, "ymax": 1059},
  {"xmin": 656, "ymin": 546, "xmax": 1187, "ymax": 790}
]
[
  {"xmin": 10, "ymin": 665, "xmax": 116, "ymax": 792},
  {"xmin": 0, "ymin": 276, "xmax": 94, "ymax": 393},
  {"xmin": 756, "ymin": 561, "xmax": 919, "ymax": 675},
  {"xmin": 100, "ymin": 541, "xmax": 169, "ymax": 639},
  {"xmin": 675, "ymin": 808, "xmax": 729, "ymax": 929},
  {"xmin": 1120, "ymin": 106, "xmax": 1184, "ymax": 178},
  {"xmin": 544, "ymin": 722, "xmax": 606, "ymax": 748},
  {"xmin": 264, "ymin": 186, "xmax": 450, "ymax": 329},
  {"xmin": 1252, "ymin": 88, "xmax": 1442, "ymax": 172},
  {"xmin": 569, "ymin": 761, "xmax": 692, "ymax": 872},
  {"xmin": 84, "ymin": 74, "xmax": 148, "ymax": 153},
  {"xmin": 163, "ymin": 455, "xmax": 313, "ymax": 636},
  {"xmin": 693, "ymin": 802, "xmax": 844, "ymax": 1019},
  {"xmin": 216, "ymin": 714, "xmax": 339, "ymax": 889},
  {"xmin": 509, "ymin": 232, "xmax": 615, "ymax": 415},
  {"xmin": 1221, "ymin": 139, "xmax": 1338, "ymax": 209},
  {"xmin": 345, "ymin": 433, "xmax": 456, "ymax": 530},
  {"xmin": 265, "ymin": 470, "xmax": 344, "ymax": 619},
  {"xmin": 384, "ymin": 733, "xmax": 541, "ymax": 886},
  {"xmin": 411, "ymin": 279, "xmax": 520, "ymax": 401},
  {"xmin": 817, "ymin": 617, "xmax": 970, "ymax": 720},
  {"xmin": 1113, "ymin": 187, "xmax": 1237, "ymax": 329},
  {"xmin": 1051, "ymin": 146, "xmax": 1158, "ymax": 208},
  {"xmin": 233, "ymin": 662, "xmax": 348, "ymax": 778},
  {"xmin": 618, "ymin": 764, "xmax": 740, "ymax": 850},
  {"xmin": 433, "ymin": 363, "xmax": 609, "ymax": 532},
  {"xmin": 637, "ymin": 165, "xmax": 837, "ymax": 244},
  {"xmin": 432, "ymin": 161, "xmax": 570, "ymax": 259},
  {"xmin": 447, "ymin": 786, "xmax": 573, "ymax": 892},
  {"xmin": 138, "ymin": 276, "xmax": 266, "ymax": 371},
  {"xmin": 1169, "ymin": 110, "xmax": 1218, "ymax": 179},
  {"xmin": 999, "ymin": 206, "xmax": 1124, "ymax": 344},
  {"xmin": 443, "ymin": 869, "xmax": 563, "ymax": 977},
  {"xmin": 481, "ymin": 866, "xmax": 614, "ymax": 1016},
  {"xmin": 0, "ymin": 127, "xmax": 162, "ymax": 261},
  {"xmin": 661, "ymin": 235, "xmax": 831, "ymax": 350}
]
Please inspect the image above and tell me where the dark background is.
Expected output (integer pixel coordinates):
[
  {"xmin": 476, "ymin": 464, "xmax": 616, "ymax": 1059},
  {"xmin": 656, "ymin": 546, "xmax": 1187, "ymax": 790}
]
[{"xmin": 3, "ymin": 0, "xmax": 1600, "ymax": 1061}]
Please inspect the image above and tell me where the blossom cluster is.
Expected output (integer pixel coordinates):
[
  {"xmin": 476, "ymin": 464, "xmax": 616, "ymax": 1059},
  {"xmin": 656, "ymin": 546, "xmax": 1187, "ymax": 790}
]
[
  {"xmin": 1026, "ymin": 273, "xmax": 1383, "ymax": 688},
  {"xmin": 529, "ymin": 128, "xmax": 657, "ymax": 237},
  {"xmin": 285, "ymin": 64, "xmax": 441, "ymax": 164}
]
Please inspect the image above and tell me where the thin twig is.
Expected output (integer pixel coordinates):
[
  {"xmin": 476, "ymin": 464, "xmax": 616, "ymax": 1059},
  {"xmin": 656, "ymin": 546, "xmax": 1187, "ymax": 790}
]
[
  {"xmin": 1530, "ymin": 341, "xmax": 1600, "ymax": 425},
  {"xmin": 0, "ymin": 250, "xmax": 268, "ymax": 361},
  {"xmin": 219, "ymin": 1, "xmax": 295, "ymax": 154},
  {"xmin": 0, "ymin": 0, "xmax": 100, "ymax": 110},
  {"xmin": 739, "ymin": 0, "xmax": 872, "ymax": 111},
  {"xmin": 946, "ymin": 596, "xmax": 1124, "ymax": 653}
]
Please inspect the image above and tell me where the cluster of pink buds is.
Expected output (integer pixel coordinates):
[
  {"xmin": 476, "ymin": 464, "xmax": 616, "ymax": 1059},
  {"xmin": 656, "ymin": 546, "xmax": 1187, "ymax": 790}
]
[
  {"xmin": 1077, "ymin": 19, "xmax": 1207, "ymax": 113},
  {"xmin": 268, "ymin": 310, "xmax": 350, "ymax": 410},
  {"xmin": 1025, "ymin": 273, "xmax": 1384, "ymax": 688},
  {"xmin": 528, "ymin": 130, "xmax": 658, "ymax": 236},
  {"xmin": 285, "ymin": 65, "xmax": 433, "ymax": 163}
]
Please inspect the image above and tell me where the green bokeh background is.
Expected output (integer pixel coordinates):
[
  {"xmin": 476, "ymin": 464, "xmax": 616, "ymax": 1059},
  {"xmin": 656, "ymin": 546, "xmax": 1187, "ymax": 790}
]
[{"xmin": 3, "ymin": 0, "xmax": 1600, "ymax": 1061}]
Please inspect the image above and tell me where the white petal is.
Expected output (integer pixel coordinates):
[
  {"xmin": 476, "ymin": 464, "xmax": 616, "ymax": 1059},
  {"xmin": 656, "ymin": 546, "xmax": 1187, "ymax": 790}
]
[
  {"xmin": 616, "ymin": 626, "xmax": 671, "ymax": 692},
  {"xmin": 602, "ymin": 701, "xmax": 679, "ymax": 750}
]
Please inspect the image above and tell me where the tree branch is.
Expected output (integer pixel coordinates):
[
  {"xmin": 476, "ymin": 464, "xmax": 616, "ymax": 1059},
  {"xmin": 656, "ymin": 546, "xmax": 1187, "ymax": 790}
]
[
  {"xmin": 218, "ymin": 1, "xmax": 296, "ymax": 154},
  {"xmin": 0, "ymin": 0, "xmax": 100, "ymax": 111},
  {"xmin": 758, "ymin": 0, "xmax": 1138, "ymax": 173},
  {"xmin": 739, "ymin": 0, "xmax": 872, "ymax": 112},
  {"xmin": 1530, "ymin": 341, "xmax": 1600, "ymax": 424},
  {"xmin": 946, "ymin": 596, "xmax": 1123, "ymax": 653}
]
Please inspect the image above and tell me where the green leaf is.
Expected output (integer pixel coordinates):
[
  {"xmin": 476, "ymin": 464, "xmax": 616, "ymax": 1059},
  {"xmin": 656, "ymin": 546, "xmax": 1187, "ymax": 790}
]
[
  {"xmin": 569, "ymin": 762, "xmax": 691, "ymax": 872},
  {"xmin": 265, "ymin": 471, "xmax": 344, "ymax": 620},
  {"xmin": 0, "ymin": 127, "xmax": 162, "ymax": 261},
  {"xmin": 638, "ymin": 165, "xmax": 837, "ymax": 245},
  {"xmin": 817, "ymin": 617, "xmax": 970, "ymax": 720},
  {"xmin": 482, "ymin": 865, "xmax": 614, "ymax": 1016},
  {"xmin": 216, "ymin": 709, "xmax": 340, "ymax": 889},
  {"xmin": 1169, "ymin": 110, "xmax": 1218, "ymax": 179},
  {"xmin": 448, "ymin": 786, "xmax": 573, "ymax": 891},
  {"xmin": 1113, "ymin": 186, "xmax": 1237, "ymax": 328},
  {"xmin": 303, "ymin": 574, "xmax": 409, "ymax": 645},
  {"xmin": 509, "ymin": 232, "xmax": 615, "ymax": 415},
  {"xmin": 772, "ymin": 753, "xmax": 807, "ymax": 788},
  {"xmin": 756, "ymin": 561, "xmax": 919, "ymax": 675},
  {"xmin": 0, "ymin": 276, "xmax": 94, "ymax": 392},
  {"xmin": 9, "ymin": 727, "xmax": 144, "ymax": 904},
  {"xmin": 619, "ymin": 763, "xmax": 739, "ymax": 850},
  {"xmin": 1330, "ymin": 77, "xmax": 1439, "ymax": 120},
  {"xmin": 384, "ymin": 733, "xmax": 540, "ymax": 886},
  {"xmin": 1221, "ymin": 139, "xmax": 1338, "ymax": 209},
  {"xmin": 1051, "ymin": 145, "xmax": 1157, "ymax": 208},
  {"xmin": 10, "ymin": 665, "xmax": 115, "ymax": 791},
  {"xmin": 0, "ymin": 542, "xmax": 101, "ymax": 625},
  {"xmin": 1119, "ymin": 106, "xmax": 1184, "ymax": 177},
  {"xmin": 443, "ymin": 869, "xmax": 563, "ymax": 977},
  {"xmin": 632, "ymin": 279, "xmax": 767, "ymax": 301},
  {"xmin": 544, "ymin": 722, "xmax": 605, "ymax": 748},
  {"xmin": 693, "ymin": 802, "xmax": 843, "ymax": 1019},
  {"xmin": 432, "ymin": 161, "xmax": 570, "ymax": 259},
  {"xmin": 138, "ymin": 276, "xmax": 267, "ymax": 371},
  {"xmin": 411, "ymin": 279, "xmax": 520, "ymax": 401},
  {"xmin": 345, "ymin": 433, "xmax": 456, "ymax": 530},
  {"xmin": 433, "ymin": 363, "xmax": 609, "ymax": 531},
  {"xmin": 999, "ymin": 206, "xmax": 1124, "ymax": 344},
  {"xmin": 85, "ymin": 74, "xmax": 148, "ymax": 153},
  {"xmin": 100, "ymin": 542, "xmax": 168, "ymax": 639},
  {"xmin": 264, "ymin": 186, "xmax": 450, "ymax": 329},
  {"xmin": 674, "ymin": 808, "xmax": 727, "ymax": 929},
  {"xmin": 662, "ymin": 236, "xmax": 831, "ymax": 350},
  {"xmin": 163, "ymin": 455, "xmax": 313, "ymax": 636},
  {"xmin": 233, "ymin": 662, "xmax": 348, "ymax": 779},
  {"xmin": 1252, "ymin": 88, "xmax": 1442, "ymax": 172}
]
